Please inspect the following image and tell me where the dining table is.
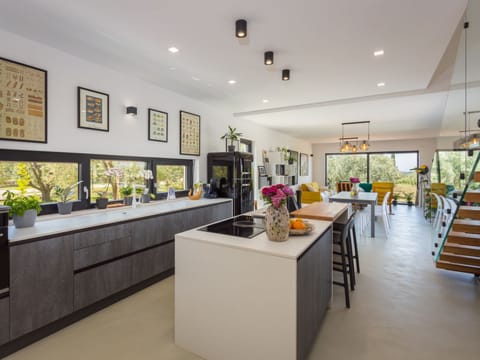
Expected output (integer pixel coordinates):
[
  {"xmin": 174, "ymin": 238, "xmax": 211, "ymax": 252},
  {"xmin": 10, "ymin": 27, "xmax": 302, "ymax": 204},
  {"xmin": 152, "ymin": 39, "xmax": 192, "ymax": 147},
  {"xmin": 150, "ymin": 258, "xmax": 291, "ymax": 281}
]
[{"xmin": 328, "ymin": 191, "xmax": 378, "ymax": 237}]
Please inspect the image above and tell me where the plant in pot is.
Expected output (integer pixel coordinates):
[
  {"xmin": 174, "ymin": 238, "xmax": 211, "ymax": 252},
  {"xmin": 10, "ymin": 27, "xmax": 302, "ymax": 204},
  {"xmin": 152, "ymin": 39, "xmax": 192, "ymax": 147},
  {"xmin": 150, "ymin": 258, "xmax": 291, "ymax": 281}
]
[
  {"xmin": 404, "ymin": 192, "xmax": 415, "ymax": 206},
  {"xmin": 221, "ymin": 125, "xmax": 243, "ymax": 152},
  {"xmin": 276, "ymin": 146, "xmax": 289, "ymax": 163},
  {"xmin": 53, "ymin": 181, "xmax": 83, "ymax": 215},
  {"xmin": 392, "ymin": 193, "xmax": 400, "ymax": 206},
  {"xmin": 120, "ymin": 185, "xmax": 133, "ymax": 206},
  {"xmin": 2, "ymin": 190, "xmax": 41, "ymax": 228}
]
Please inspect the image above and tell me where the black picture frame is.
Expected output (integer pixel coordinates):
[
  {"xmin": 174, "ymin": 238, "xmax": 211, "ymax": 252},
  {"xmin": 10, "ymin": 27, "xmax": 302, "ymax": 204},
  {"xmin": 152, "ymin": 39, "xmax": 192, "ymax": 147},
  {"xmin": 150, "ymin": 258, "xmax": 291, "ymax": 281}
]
[
  {"xmin": 148, "ymin": 108, "xmax": 168, "ymax": 142},
  {"xmin": 179, "ymin": 110, "xmax": 201, "ymax": 156},
  {"xmin": 0, "ymin": 56, "xmax": 48, "ymax": 143},
  {"xmin": 77, "ymin": 86, "xmax": 109, "ymax": 132}
]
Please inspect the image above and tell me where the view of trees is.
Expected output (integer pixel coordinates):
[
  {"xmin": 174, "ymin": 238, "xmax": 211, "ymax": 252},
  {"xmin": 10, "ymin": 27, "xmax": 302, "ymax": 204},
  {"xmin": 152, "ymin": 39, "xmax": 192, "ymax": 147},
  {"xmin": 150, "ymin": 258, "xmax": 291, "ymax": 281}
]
[
  {"xmin": 431, "ymin": 150, "xmax": 478, "ymax": 190},
  {"xmin": 156, "ymin": 165, "xmax": 186, "ymax": 192}
]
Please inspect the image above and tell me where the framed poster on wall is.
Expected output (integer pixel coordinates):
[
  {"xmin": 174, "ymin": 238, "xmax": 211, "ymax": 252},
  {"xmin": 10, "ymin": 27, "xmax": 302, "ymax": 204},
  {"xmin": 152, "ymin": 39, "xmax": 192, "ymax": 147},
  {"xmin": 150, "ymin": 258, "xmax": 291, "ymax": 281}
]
[
  {"xmin": 148, "ymin": 108, "xmax": 168, "ymax": 142},
  {"xmin": 77, "ymin": 87, "xmax": 109, "ymax": 132},
  {"xmin": 300, "ymin": 153, "xmax": 309, "ymax": 176},
  {"xmin": 0, "ymin": 57, "xmax": 47, "ymax": 143},
  {"xmin": 179, "ymin": 110, "xmax": 200, "ymax": 156}
]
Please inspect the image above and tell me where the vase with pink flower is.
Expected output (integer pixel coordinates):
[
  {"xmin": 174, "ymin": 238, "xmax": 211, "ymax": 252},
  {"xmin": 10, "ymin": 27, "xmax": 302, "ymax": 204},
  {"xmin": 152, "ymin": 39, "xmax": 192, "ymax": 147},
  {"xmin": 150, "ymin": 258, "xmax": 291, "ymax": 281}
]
[
  {"xmin": 261, "ymin": 184, "xmax": 294, "ymax": 242},
  {"xmin": 350, "ymin": 177, "xmax": 360, "ymax": 196}
]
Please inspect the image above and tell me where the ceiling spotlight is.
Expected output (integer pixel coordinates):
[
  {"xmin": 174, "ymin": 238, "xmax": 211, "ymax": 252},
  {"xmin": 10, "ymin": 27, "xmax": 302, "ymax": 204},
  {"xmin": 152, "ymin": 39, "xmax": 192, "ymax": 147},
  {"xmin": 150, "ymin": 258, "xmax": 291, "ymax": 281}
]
[
  {"xmin": 262, "ymin": 99, "xmax": 269, "ymax": 103},
  {"xmin": 168, "ymin": 47, "xmax": 179, "ymax": 53},
  {"xmin": 228, "ymin": 80, "xmax": 237, "ymax": 84},
  {"xmin": 374, "ymin": 49, "xmax": 384, "ymax": 57},
  {"xmin": 264, "ymin": 51, "xmax": 274, "ymax": 65},
  {"xmin": 377, "ymin": 82, "xmax": 385, "ymax": 87},
  {"xmin": 282, "ymin": 69, "xmax": 290, "ymax": 81},
  {"xmin": 235, "ymin": 19, "xmax": 247, "ymax": 38}
]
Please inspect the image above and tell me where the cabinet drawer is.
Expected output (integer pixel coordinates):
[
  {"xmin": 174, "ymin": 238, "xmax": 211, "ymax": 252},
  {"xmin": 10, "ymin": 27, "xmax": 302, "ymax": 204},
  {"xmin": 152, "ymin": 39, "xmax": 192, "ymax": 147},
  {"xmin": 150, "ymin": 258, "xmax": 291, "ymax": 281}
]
[
  {"xmin": 74, "ymin": 223, "xmax": 132, "ymax": 250},
  {"xmin": 74, "ymin": 256, "xmax": 132, "ymax": 310},
  {"xmin": 132, "ymin": 242, "xmax": 174, "ymax": 284},
  {"xmin": 132, "ymin": 213, "xmax": 176, "ymax": 251},
  {"xmin": 0, "ymin": 296, "xmax": 9, "ymax": 346},
  {"xmin": 74, "ymin": 235, "xmax": 132, "ymax": 270}
]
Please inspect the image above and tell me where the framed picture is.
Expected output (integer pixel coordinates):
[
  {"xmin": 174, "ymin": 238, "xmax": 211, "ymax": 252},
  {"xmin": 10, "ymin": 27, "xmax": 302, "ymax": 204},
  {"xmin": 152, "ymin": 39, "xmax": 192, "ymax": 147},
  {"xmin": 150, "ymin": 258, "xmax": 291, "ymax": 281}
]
[
  {"xmin": 300, "ymin": 153, "xmax": 309, "ymax": 176},
  {"xmin": 148, "ymin": 108, "xmax": 168, "ymax": 142},
  {"xmin": 258, "ymin": 165, "xmax": 267, "ymax": 176},
  {"xmin": 179, "ymin": 110, "xmax": 200, "ymax": 156},
  {"xmin": 0, "ymin": 57, "xmax": 47, "ymax": 143},
  {"xmin": 77, "ymin": 87, "xmax": 109, "ymax": 131}
]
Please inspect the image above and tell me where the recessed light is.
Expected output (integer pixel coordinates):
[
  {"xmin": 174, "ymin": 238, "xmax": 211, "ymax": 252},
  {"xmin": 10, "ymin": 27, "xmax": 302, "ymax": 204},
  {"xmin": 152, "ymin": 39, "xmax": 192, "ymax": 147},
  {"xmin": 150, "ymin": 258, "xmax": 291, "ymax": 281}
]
[
  {"xmin": 262, "ymin": 99, "xmax": 269, "ymax": 103},
  {"xmin": 374, "ymin": 49, "xmax": 384, "ymax": 57},
  {"xmin": 377, "ymin": 82, "xmax": 385, "ymax": 87},
  {"xmin": 228, "ymin": 80, "xmax": 237, "ymax": 84},
  {"xmin": 192, "ymin": 76, "xmax": 200, "ymax": 81},
  {"xmin": 168, "ymin": 47, "xmax": 179, "ymax": 53},
  {"xmin": 169, "ymin": 67, "xmax": 176, "ymax": 71}
]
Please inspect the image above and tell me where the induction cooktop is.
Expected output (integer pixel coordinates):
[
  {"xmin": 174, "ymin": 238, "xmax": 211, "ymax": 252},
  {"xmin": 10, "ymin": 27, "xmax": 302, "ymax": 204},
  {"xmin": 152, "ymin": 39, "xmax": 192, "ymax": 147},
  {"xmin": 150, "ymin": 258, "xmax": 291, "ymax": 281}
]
[{"xmin": 199, "ymin": 215, "xmax": 265, "ymax": 239}]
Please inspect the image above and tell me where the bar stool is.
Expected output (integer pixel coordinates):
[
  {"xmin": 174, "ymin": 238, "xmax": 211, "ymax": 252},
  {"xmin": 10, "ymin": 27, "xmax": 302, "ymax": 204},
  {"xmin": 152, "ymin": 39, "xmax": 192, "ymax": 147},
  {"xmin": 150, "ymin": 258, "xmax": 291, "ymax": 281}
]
[{"xmin": 332, "ymin": 213, "xmax": 356, "ymax": 308}]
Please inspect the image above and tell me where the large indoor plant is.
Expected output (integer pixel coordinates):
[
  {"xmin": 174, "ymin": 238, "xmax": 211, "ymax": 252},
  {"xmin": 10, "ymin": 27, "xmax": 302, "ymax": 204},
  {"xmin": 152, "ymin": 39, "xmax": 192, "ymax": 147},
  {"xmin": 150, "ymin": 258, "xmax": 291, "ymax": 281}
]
[
  {"xmin": 261, "ymin": 184, "xmax": 294, "ymax": 242},
  {"xmin": 221, "ymin": 125, "xmax": 243, "ymax": 152},
  {"xmin": 53, "ymin": 181, "xmax": 83, "ymax": 214},
  {"xmin": 2, "ymin": 190, "xmax": 41, "ymax": 228}
]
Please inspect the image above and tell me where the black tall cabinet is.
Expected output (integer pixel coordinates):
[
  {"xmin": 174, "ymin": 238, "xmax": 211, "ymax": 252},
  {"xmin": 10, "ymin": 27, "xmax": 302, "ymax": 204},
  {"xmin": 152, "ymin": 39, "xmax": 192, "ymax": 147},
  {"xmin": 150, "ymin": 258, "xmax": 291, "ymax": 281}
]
[{"xmin": 207, "ymin": 152, "xmax": 254, "ymax": 216}]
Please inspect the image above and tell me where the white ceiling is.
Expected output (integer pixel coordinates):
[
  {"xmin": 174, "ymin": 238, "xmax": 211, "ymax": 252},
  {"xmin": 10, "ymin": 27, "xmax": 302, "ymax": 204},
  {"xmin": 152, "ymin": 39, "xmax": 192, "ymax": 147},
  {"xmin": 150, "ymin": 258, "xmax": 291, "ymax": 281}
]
[{"xmin": 0, "ymin": 0, "xmax": 471, "ymax": 142}]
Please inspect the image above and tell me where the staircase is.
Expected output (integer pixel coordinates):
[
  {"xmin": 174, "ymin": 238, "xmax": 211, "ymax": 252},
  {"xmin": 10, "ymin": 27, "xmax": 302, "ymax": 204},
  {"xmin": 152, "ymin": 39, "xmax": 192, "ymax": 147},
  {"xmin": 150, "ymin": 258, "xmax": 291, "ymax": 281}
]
[{"xmin": 434, "ymin": 162, "xmax": 480, "ymax": 276}]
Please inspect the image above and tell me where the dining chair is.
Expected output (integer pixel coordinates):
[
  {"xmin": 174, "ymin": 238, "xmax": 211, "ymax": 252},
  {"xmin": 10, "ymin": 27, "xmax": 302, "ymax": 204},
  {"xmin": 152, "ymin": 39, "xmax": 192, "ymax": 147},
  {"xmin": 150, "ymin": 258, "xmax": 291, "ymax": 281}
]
[{"xmin": 375, "ymin": 191, "xmax": 391, "ymax": 236}]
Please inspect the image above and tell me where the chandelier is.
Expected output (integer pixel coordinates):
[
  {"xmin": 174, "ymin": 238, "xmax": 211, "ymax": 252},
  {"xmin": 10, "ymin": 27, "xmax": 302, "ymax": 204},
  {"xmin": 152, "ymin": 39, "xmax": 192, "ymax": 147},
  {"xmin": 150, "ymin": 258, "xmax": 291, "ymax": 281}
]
[{"xmin": 339, "ymin": 121, "xmax": 371, "ymax": 153}]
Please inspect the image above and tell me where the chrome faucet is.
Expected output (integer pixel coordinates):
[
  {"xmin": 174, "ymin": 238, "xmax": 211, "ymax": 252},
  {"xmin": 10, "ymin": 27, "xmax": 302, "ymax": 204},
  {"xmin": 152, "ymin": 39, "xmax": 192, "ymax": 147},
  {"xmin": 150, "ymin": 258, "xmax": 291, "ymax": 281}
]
[{"xmin": 131, "ymin": 184, "xmax": 145, "ymax": 208}]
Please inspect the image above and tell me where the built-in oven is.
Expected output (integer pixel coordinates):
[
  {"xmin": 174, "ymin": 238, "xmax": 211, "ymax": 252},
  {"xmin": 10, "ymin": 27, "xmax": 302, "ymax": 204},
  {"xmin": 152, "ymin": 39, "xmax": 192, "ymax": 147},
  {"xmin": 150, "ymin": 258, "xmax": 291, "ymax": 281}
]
[{"xmin": 0, "ymin": 206, "xmax": 9, "ymax": 298}]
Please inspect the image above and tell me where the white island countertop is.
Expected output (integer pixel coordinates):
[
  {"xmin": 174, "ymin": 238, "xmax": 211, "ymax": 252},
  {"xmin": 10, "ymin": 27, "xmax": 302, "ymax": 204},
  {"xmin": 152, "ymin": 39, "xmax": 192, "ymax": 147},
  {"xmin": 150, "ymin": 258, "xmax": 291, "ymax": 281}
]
[
  {"xmin": 176, "ymin": 218, "xmax": 331, "ymax": 260},
  {"xmin": 9, "ymin": 198, "xmax": 232, "ymax": 244}
]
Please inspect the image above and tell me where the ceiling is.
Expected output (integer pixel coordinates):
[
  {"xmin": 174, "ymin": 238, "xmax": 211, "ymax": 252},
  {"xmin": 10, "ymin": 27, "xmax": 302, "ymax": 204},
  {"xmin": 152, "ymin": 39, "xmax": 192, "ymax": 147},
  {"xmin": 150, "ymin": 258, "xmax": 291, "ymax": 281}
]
[{"xmin": 0, "ymin": 0, "xmax": 471, "ymax": 143}]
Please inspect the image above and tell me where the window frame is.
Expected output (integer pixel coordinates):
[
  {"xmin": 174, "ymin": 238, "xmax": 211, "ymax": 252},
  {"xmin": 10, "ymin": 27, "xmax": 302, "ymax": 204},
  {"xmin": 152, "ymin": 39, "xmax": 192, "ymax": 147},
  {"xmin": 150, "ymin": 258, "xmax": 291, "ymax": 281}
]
[{"xmin": 0, "ymin": 149, "xmax": 194, "ymax": 215}]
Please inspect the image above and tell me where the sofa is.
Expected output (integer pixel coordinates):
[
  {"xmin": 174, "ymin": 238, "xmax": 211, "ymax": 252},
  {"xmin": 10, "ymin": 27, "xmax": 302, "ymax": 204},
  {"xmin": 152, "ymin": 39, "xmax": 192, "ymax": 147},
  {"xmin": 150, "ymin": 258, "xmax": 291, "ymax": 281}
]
[{"xmin": 300, "ymin": 182, "xmax": 327, "ymax": 204}]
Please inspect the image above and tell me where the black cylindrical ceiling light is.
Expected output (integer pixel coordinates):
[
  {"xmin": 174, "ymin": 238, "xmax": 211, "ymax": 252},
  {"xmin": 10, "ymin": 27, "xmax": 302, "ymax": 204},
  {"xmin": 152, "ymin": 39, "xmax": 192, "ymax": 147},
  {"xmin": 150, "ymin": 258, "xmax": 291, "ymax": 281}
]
[
  {"xmin": 235, "ymin": 19, "xmax": 247, "ymax": 38},
  {"xmin": 282, "ymin": 69, "xmax": 290, "ymax": 81},
  {"xmin": 264, "ymin": 51, "xmax": 274, "ymax": 65}
]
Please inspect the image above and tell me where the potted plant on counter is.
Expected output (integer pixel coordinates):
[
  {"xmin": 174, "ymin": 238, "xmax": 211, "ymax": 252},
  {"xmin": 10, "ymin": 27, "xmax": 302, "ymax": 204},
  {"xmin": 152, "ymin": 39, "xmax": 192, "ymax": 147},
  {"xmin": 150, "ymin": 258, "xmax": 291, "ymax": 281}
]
[
  {"xmin": 221, "ymin": 125, "xmax": 243, "ymax": 152},
  {"xmin": 120, "ymin": 185, "xmax": 133, "ymax": 206},
  {"xmin": 53, "ymin": 181, "xmax": 83, "ymax": 214},
  {"xmin": 2, "ymin": 190, "xmax": 41, "ymax": 228}
]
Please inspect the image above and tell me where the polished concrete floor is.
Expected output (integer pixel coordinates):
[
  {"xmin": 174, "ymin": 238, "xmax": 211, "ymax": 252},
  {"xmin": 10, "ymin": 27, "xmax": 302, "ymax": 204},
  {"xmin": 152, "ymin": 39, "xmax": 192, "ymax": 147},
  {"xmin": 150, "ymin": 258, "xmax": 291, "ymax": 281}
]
[{"xmin": 5, "ymin": 206, "xmax": 480, "ymax": 360}]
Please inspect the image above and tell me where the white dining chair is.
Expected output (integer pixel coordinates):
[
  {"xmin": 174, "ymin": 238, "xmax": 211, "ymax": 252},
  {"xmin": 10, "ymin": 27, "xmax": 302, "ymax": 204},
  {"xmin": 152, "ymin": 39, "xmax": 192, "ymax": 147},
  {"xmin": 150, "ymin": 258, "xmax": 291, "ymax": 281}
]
[{"xmin": 375, "ymin": 191, "xmax": 391, "ymax": 236}]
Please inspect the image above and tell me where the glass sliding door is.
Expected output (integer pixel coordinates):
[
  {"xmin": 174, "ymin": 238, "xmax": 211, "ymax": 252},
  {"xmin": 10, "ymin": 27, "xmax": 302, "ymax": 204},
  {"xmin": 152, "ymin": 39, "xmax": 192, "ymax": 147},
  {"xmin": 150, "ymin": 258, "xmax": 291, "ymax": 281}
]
[{"xmin": 326, "ymin": 154, "xmax": 367, "ymax": 189}]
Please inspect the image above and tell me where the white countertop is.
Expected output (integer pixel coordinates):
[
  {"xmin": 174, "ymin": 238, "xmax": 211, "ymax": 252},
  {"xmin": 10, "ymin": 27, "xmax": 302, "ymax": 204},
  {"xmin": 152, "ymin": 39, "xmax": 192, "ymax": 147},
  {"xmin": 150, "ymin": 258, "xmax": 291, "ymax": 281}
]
[
  {"xmin": 9, "ymin": 198, "xmax": 232, "ymax": 244},
  {"xmin": 176, "ymin": 219, "xmax": 332, "ymax": 260}
]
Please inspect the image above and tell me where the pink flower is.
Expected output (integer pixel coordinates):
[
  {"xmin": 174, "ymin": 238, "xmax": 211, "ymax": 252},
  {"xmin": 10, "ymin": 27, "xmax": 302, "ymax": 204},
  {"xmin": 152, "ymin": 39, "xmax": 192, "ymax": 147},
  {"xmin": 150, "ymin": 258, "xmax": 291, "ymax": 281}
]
[
  {"xmin": 350, "ymin": 177, "xmax": 360, "ymax": 183},
  {"xmin": 262, "ymin": 183, "xmax": 293, "ymax": 208},
  {"xmin": 271, "ymin": 192, "xmax": 286, "ymax": 208}
]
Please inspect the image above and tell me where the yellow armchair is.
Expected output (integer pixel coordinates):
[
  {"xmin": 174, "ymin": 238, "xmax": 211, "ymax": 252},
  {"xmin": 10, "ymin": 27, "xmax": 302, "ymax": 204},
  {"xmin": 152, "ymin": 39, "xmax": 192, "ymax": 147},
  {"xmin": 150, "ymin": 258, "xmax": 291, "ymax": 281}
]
[
  {"xmin": 300, "ymin": 182, "xmax": 325, "ymax": 204},
  {"xmin": 431, "ymin": 183, "xmax": 447, "ymax": 208}
]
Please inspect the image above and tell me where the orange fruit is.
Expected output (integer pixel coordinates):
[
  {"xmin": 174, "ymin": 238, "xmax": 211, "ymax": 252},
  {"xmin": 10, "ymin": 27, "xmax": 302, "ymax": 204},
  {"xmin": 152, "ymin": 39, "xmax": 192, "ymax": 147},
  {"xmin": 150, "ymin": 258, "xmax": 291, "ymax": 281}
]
[{"xmin": 292, "ymin": 221, "xmax": 306, "ymax": 230}]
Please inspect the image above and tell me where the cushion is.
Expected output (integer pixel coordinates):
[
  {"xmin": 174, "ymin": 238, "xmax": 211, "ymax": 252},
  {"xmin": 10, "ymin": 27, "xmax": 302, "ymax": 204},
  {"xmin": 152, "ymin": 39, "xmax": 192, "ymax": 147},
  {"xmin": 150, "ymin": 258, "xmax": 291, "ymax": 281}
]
[
  {"xmin": 306, "ymin": 184, "xmax": 316, "ymax": 192},
  {"xmin": 301, "ymin": 184, "xmax": 309, "ymax": 191},
  {"xmin": 359, "ymin": 183, "xmax": 372, "ymax": 192},
  {"xmin": 310, "ymin": 182, "xmax": 320, "ymax": 192}
]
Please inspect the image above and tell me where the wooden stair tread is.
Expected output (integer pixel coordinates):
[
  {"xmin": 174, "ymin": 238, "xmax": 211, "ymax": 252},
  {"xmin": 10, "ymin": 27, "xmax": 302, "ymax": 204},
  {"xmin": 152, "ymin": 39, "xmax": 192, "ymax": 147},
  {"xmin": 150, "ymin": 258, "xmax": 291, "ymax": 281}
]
[
  {"xmin": 448, "ymin": 231, "xmax": 480, "ymax": 239},
  {"xmin": 457, "ymin": 206, "xmax": 480, "ymax": 219},
  {"xmin": 452, "ymin": 219, "xmax": 480, "ymax": 234},
  {"xmin": 444, "ymin": 243, "xmax": 480, "ymax": 257},
  {"xmin": 439, "ymin": 253, "xmax": 480, "ymax": 267},
  {"xmin": 436, "ymin": 261, "xmax": 480, "ymax": 275},
  {"xmin": 447, "ymin": 232, "xmax": 480, "ymax": 246},
  {"xmin": 474, "ymin": 172, "xmax": 480, "ymax": 182},
  {"xmin": 464, "ymin": 192, "xmax": 480, "ymax": 202}
]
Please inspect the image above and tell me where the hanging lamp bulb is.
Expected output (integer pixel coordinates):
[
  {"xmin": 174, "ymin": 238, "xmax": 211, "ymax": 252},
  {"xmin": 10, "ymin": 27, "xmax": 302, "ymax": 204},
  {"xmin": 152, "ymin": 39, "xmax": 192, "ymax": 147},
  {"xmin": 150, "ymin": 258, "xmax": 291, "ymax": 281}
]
[
  {"xmin": 352, "ymin": 144, "xmax": 358, "ymax": 153},
  {"xmin": 360, "ymin": 140, "xmax": 369, "ymax": 151}
]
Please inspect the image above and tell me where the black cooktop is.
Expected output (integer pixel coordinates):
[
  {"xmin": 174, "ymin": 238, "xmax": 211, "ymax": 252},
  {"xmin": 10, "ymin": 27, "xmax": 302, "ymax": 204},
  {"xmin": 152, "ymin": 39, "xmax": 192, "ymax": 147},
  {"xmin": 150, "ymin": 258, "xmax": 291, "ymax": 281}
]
[{"xmin": 199, "ymin": 215, "xmax": 265, "ymax": 239}]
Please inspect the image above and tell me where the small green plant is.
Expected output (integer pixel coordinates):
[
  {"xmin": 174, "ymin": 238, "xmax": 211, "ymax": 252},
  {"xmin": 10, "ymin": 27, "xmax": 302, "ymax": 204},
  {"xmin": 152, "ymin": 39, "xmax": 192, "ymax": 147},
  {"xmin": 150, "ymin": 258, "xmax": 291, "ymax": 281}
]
[
  {"xmin": 392, "ymin": 193, "xmax": 400, "ymax": 201},
  {"xmin": 120, "ymin": 185, "xmax": 133, "ymax": 197},
  {"xmin": 404, "ymin": 192, "xmax": 414, "ymax": 203},
  {"xmin": 221, "ymin": 125, "xmax": 243, "ymax": 146},
  {"xmin": 53, "ymin": 181, "xmax": 83, "ymax": 203},
  {"xmin": 2, "ymin": 190, "xmax": 41, "ymax": 217},
  {"xmin": 135, "ymin": 187, "xmax": 144, "ymax": 196},
  {"xmin": 276, "ymin": 147, "xmax": 289, "ymax": 162}
]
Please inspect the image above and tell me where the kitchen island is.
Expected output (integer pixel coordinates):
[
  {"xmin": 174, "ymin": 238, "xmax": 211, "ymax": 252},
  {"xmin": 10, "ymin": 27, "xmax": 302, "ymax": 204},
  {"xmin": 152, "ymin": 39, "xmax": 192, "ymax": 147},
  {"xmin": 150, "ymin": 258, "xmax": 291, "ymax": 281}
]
[{"xmin": 175, "ymin": 218, "xmax": 332, "ymax": 360}]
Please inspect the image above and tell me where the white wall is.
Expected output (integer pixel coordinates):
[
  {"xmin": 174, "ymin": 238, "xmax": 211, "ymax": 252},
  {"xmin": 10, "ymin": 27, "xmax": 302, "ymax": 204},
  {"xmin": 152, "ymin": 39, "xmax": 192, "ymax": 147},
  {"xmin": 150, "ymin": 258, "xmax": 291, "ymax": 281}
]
[
  {"xmin": 0, "ymin": 29, "xmax": 312, "ymax": 193},
  {"xmin": 312, "ymin": 138, "xmax": 437, "ymax": 185}
]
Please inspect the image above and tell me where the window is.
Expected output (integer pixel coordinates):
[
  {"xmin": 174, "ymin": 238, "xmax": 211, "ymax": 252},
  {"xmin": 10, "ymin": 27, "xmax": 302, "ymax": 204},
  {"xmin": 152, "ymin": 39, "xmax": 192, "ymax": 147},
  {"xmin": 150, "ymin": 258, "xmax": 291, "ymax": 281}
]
[
  {"xmin": 432, "ymin": 150, "xmax": 478, "ymax": 190},
  {"xmin": 0, "ymin": 149, "xmax": 194, "ymax": 214},
  {"xmin": 326, "ymin": 154, "xmax": 367, "ymax": 188},
  {"xmin": 239, "ymin": 139, "xmax": 253, "ymax": 153}
]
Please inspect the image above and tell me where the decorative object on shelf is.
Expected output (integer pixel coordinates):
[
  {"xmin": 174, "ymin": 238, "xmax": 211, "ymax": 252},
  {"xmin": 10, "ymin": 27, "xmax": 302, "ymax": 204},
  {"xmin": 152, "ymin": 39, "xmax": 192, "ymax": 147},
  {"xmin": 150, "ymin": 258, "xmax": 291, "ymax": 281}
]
[
  {"xmin": 0, "ymin": 57, "xmax": 47, "ymax": 143},
  {"xmin": 300, "ymin": 153, "xmax": 309, "ymax": 176},
  {"xmin": 264, "ymin": 51, "xmax": 274, "ymax": 65},
  {"xmin": 235, "ymin": 19, "xmax": 247, "ymax": 38},
  {"xmin": 2, "ymin": 190, "xmax": 41, "ymax": 228},
  {"xmin": 126, "ymin": 106, "xmax": 137, "ymax": 116},
  {"xmin": 221, "ymin": 125, "xmax": 243, "ymax": 152},
  {"xmin": 148, "ymin": 108, "xmax": 168, "ymax": 142},
  {"xmin": 167, "ymin": 186, "xmax": 176, "ymax": 200},
  {"xmin": 120, "ymin": 185, "xmax": 133, "ymax": 206},
  {"xmin": 180, "ymin": 110, "xmax": 201, "ymax": 156},
  {"xmin": 188, "ymin": 182, "xmax": 203, "ymax": 200},
  {"xmin": 77, "ymin": 87, "xmax": 109, "ymax": 132},
  {"xmin": 276, "ymin": 146, "xmax": 289, "ymax": 162},
  {"xmin": 261, "ymin": 184, "xmax": 294, "ymax": 242},
  {"xmin": 53, "ymin": 180, "xmax": 83, "ymax": 214},
  {"xmin": 339, "ymin": 121, "xmax": 371, "ymax": 153},
  {"xmin": 282, "ymin": 69, "xmax": 290, "ymax": 81},
  {"xmin": 350, "ymin": 177, "xmax": 360, "ymax": 196}
]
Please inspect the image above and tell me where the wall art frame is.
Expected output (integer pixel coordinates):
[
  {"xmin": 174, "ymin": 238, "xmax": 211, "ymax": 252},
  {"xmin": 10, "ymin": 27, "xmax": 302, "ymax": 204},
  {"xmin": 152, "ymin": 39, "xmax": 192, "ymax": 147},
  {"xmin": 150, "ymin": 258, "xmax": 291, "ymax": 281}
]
[
  {"xmin": 77, "ymin": 86, "xmax": 109, "ymax": 132},
  {"xmin": 0, "ymin": 56, "xmax": 48, "ymax": 143},
  {"xmin": 148, "ymin": 108, "xmax": 168, "ymax": 142},
  {"xmin": 300, "ymin": 153, "xmax": 309, "ymax": 176},
  {"xmin": 179, "ymin": 110, "xmax": 200, "ymax": 156}
]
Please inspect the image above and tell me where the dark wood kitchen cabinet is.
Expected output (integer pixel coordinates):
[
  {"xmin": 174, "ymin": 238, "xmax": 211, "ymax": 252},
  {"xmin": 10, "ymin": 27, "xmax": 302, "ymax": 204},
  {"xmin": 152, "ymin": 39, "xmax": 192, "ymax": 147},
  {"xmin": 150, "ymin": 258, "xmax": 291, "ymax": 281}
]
[
  {"xmin": 0, "ymin": 297, "xmax": 9, "ymax": 346},
  {"xmin": 9, "ymin": 235, "xmax": 74, "ymax": 339}
]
